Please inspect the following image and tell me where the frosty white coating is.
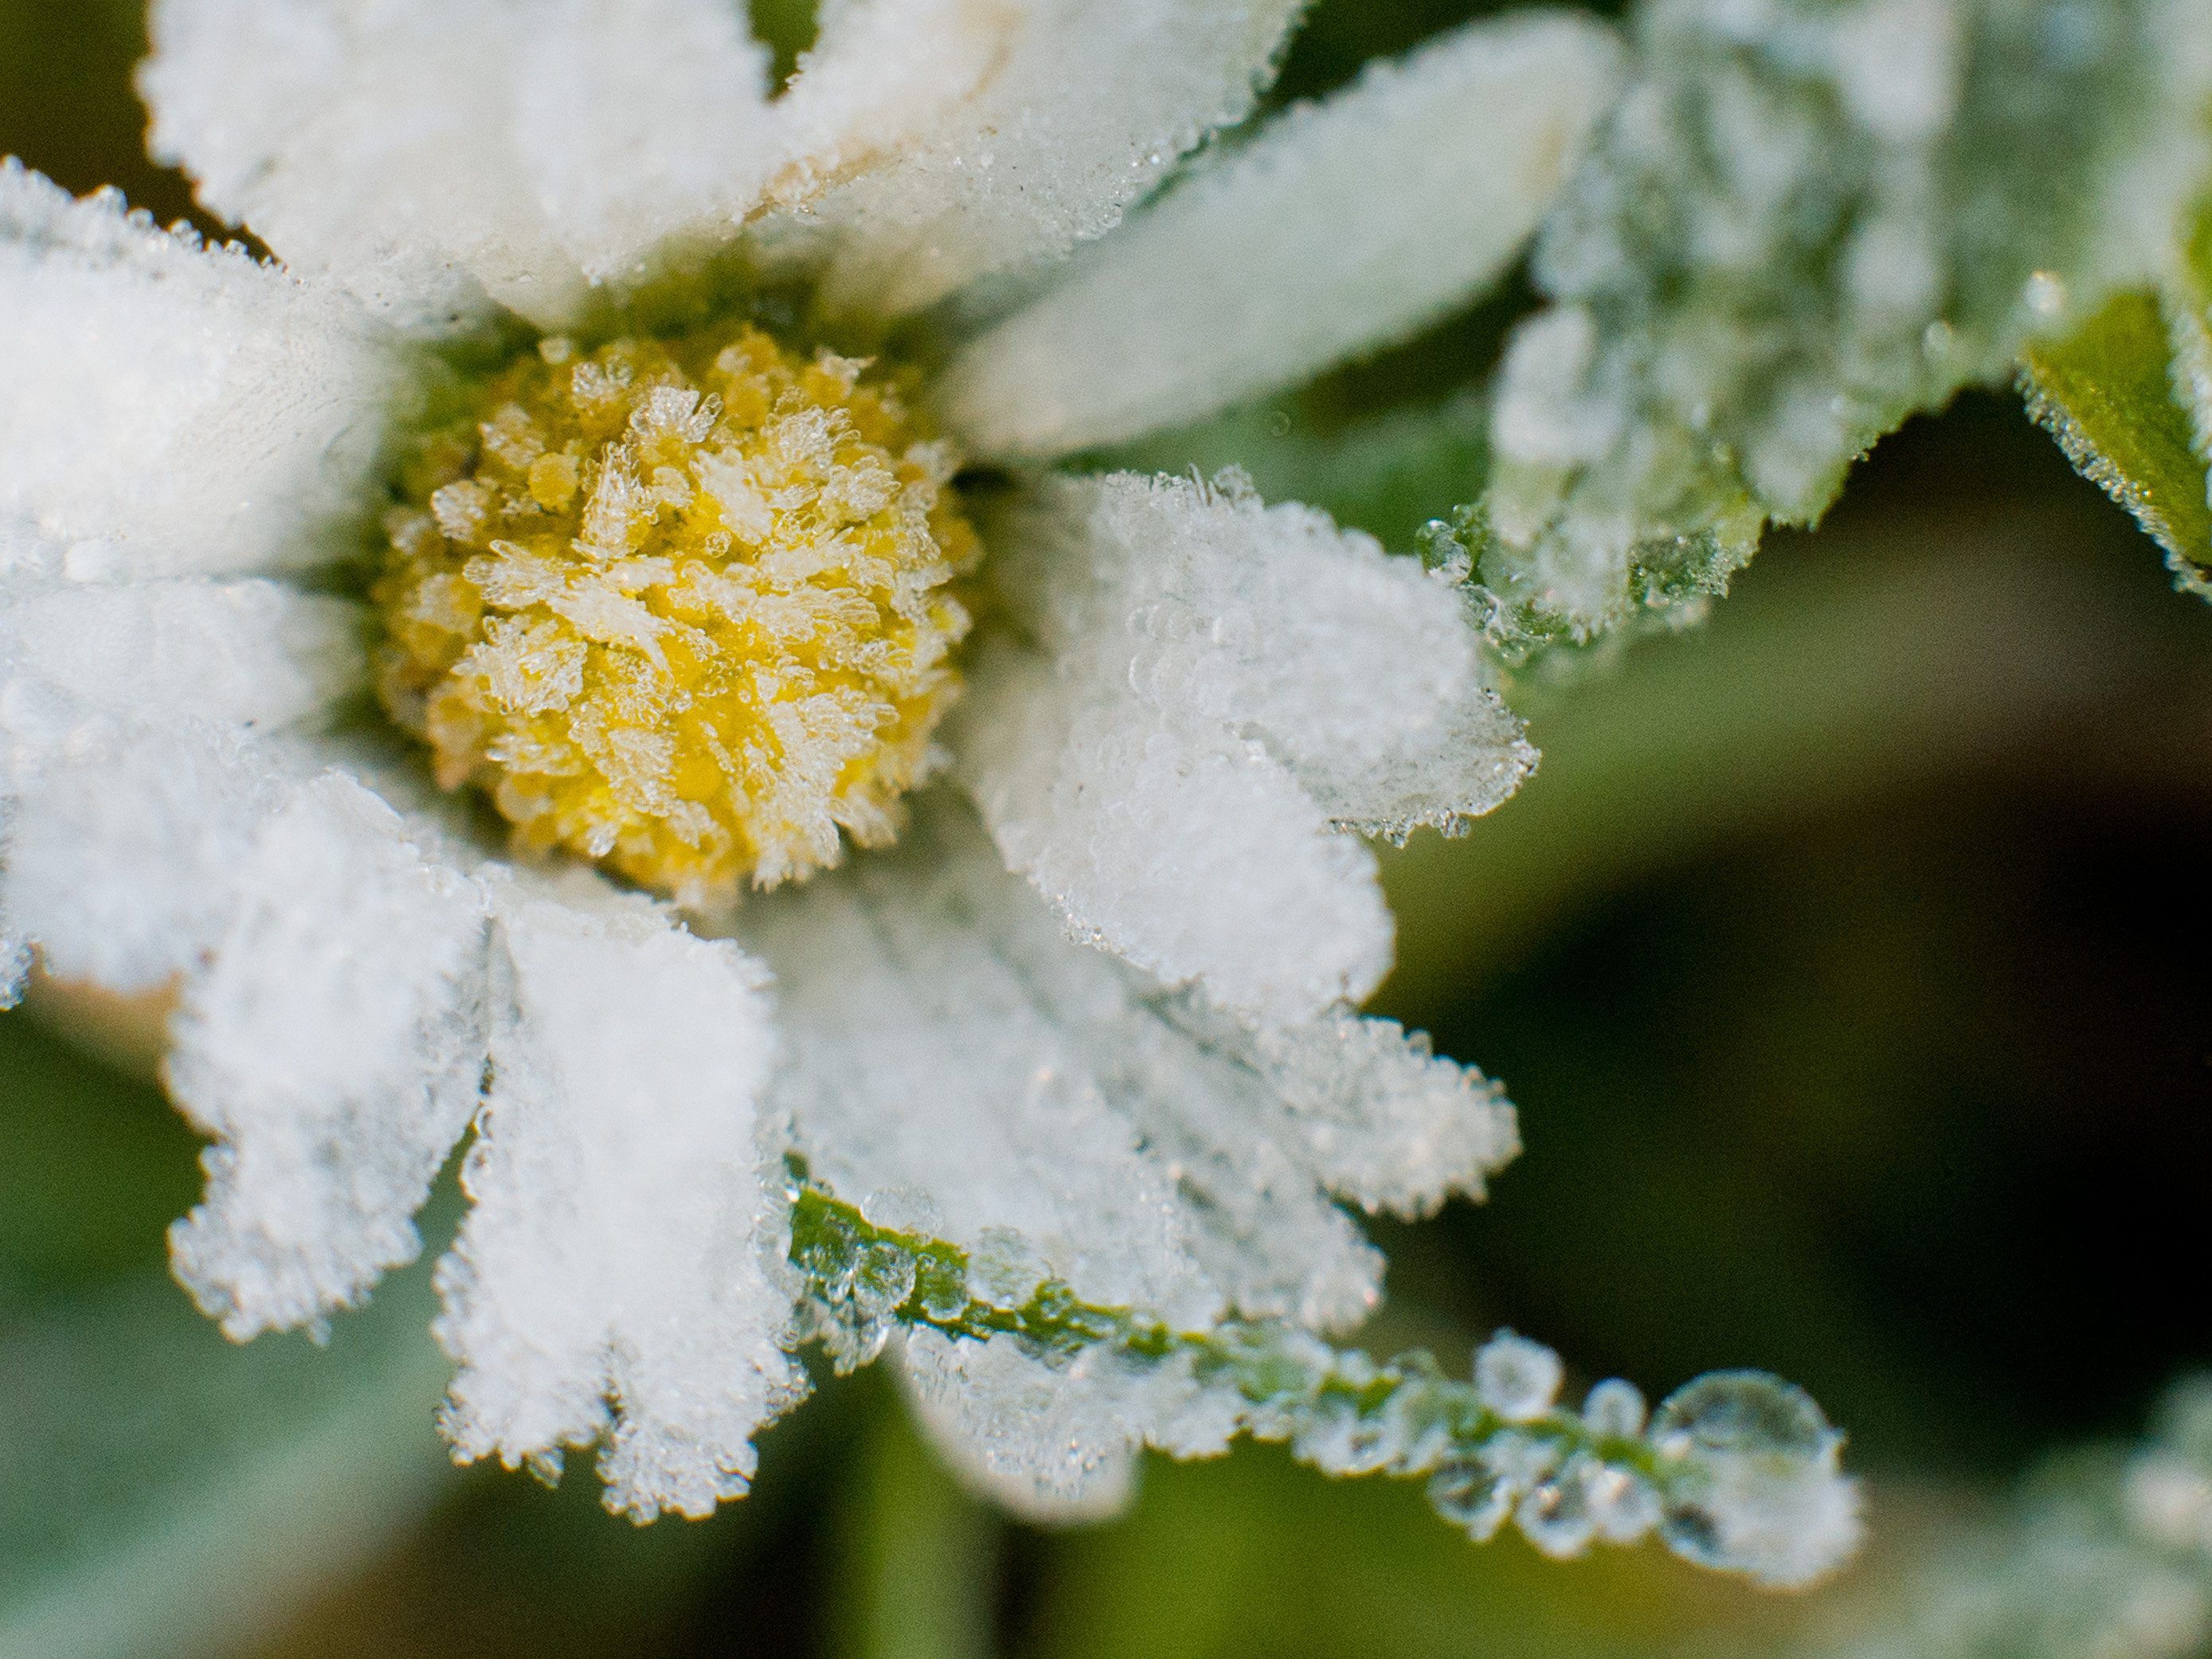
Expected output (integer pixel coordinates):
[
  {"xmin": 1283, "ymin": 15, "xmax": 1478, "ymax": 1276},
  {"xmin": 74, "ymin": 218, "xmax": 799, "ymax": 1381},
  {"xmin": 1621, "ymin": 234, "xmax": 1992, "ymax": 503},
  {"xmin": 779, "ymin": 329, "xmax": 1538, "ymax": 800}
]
[
  {"xmin": 167, "ymin": 775, "xmax": 490, "ymax": 1340},
  {"xmin": 940, "ymin": 12, "xmax": 1623, "ymax": 456},
  {"xmin": 436, "ymin": 882, "xmax": 797, "ymax": 1519},
  {"xmin": 794, "ymin": 0, "xmax": 1312, "ymax": 315},
  {"xmin": 961, "ymin": 471, "xmax": 1534, "ymax": 1023},
  {"xmin": 0, "ymin": 161, "xmax": 398, "ymax": 577},
  {"xmin": 0, "ymin": 0, "xmax": 1885, "ymax": 1562}
]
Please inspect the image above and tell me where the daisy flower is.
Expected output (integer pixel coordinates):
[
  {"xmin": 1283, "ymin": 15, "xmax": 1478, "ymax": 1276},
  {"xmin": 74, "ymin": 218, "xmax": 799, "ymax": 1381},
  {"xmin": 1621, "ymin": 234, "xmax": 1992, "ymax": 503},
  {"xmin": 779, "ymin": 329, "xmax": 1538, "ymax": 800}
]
[{"xmin": 1, "ymin": 0, "xmax": 1627, "ymax": 1525}]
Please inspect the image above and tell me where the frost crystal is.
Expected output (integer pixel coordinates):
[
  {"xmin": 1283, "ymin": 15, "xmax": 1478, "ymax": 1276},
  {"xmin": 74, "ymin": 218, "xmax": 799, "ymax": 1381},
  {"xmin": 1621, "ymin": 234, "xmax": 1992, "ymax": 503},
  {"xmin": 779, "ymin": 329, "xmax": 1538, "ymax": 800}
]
[{"xmin": 1450, "ymin": 0, "xmax": 2212, "ymax": 658}]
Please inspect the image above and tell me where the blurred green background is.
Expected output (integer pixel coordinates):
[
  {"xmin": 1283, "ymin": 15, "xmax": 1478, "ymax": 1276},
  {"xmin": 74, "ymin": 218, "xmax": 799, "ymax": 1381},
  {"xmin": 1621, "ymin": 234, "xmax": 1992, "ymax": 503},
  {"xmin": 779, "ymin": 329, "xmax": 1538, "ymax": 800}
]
[{"xmin": 5, "ymin": 2, "xmax": 2210, "ymax": 1656}]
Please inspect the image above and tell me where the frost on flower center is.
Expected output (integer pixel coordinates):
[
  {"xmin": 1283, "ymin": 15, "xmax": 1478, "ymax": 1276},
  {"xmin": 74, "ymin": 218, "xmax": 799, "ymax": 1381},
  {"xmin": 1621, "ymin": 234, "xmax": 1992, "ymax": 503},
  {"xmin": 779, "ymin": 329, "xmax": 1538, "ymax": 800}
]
[{"xmin": 373, "ymin": 322, "xmax": 981, "ymax": 900}]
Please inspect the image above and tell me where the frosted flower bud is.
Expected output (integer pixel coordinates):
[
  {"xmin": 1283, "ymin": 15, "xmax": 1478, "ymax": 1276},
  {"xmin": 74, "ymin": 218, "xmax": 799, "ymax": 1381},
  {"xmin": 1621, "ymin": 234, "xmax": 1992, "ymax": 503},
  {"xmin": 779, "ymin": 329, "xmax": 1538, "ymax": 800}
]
[
  {"xmin": 1650, "ymin": 1371, "xmax": 1863, "ymax": 1587},
  {"xmin": 1474, "ymin": 1329, "xmax": 1563, "ymax": 1422}
]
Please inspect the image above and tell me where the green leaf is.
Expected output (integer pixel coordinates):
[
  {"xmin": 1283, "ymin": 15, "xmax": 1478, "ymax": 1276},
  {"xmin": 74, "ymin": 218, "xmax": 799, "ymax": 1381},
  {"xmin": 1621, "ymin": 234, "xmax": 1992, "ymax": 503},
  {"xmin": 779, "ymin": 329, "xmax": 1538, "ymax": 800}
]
[
  {"xmin": 1444, "ymin": 0, "xmax": 2212, "ymax": 660},
  {"xmin": 2022, "ymin": 289, "xmax": 2212, "ymax": 585},
  {"xmin": 0, "ymin": 1267, "xmax": 452, "ymax": 1659},
  {"xmin": 0, "ymin": 1013, "xmax": 453, "ymax": 1659}
]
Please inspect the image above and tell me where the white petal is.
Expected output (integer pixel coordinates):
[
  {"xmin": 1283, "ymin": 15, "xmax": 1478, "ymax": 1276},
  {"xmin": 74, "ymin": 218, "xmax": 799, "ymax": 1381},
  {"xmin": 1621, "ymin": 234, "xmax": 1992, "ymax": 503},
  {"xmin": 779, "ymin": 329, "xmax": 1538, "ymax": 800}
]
[
  {"xmin": 960, "ymin": 650, "xmax": 1395, "ymax": 1024},
  {"xmin": 435, "ymin": 878, "xmax": 799, "ymax": 1520},
  {"xmin": 142, "ymin": 0, "xmax": 778, "ymax": 331},
  {"xmin": 747, "ymin": 818, "xmax": 1216, "ymax": 1325},
  {"xmin": 166, "ymin": 774, "xmax": 490, "ymax": 1339},
  {"xmin": 797, "ymin": 0, "xmax": 1306, "ymax": 315},
  {"xmin": 962, "ymin": 471, "xmax": 1532, "ymax": 1023},
  {"xmin": 0, "ymin": 161, "xmax": 397, "ymax": 578},
  {"xmin": 941, "ymin": 13, "xmax": 1624, "ymax": 456},
  {"xmin": 746, "ymin": 796, "xmax": 1388, "ymax": 1331},
  {"xmin": 509, "ymin": 0, "xmax": 780, "ymax": 287},
  {"xmin": 762, "ymin": 0, "xmax": 1016, "ymax": 203},
  {"xmin": 899, "ymin": 1328, "xmax": 1140, "ymax": 1521},
  {"xmin": 1003, "ymin": 470, "xmax": 1535, "ymax": 834},
  {"xmin": 0, "ymin": 577, "xmax": 365, "ymax": 737},
  {"xmin": 1170, "ymin": 1003, "xmax": 1520, "ymax": 1219},
  {"xmin": 0, "ymin": 725, "xmax": 295, "ymax": 992}
]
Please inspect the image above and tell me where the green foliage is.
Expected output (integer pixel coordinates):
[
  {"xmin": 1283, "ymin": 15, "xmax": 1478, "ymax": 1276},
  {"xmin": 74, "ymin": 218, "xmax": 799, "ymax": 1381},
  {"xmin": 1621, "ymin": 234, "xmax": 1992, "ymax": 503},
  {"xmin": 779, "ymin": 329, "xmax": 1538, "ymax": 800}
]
[
  {"xmin": 2022, "ymin": 288, "xmax": 2212, "ymax": 588},
  {"xmin": 1436, "ymin": 0, "xmax": 2212, "ymax": 661},
  {"xmin": 0, "ymin": 1014, "xmax": 454, "ymax": 1659}
]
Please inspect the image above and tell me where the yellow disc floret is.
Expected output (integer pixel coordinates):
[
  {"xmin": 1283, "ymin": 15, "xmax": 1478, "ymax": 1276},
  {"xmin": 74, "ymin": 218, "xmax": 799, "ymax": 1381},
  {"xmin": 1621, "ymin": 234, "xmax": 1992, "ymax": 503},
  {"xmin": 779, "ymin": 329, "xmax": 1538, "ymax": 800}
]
[{"xmin": 373, "ymin": 322, "xmax": 981, "ymax": 901}]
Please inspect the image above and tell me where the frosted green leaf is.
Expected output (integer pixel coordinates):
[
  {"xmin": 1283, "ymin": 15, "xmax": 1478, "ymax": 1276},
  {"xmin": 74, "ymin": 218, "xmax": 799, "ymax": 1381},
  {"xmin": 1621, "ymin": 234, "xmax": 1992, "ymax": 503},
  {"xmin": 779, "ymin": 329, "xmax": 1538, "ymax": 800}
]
[
  {"xmin": 1797, "ymin": 1375, "xmax": 2212, "ymax": 1659},
  {"xmin": 784, "ymin": 1159, "xmax": 1862, "ymax": 1587},
  {"xmin": 2022, "ymin": 288, "xmax": 2212, "ymax": 590},
  {"xmin": 1441, "ymin": 0, "xmax": 2212, "ymax": 659}
]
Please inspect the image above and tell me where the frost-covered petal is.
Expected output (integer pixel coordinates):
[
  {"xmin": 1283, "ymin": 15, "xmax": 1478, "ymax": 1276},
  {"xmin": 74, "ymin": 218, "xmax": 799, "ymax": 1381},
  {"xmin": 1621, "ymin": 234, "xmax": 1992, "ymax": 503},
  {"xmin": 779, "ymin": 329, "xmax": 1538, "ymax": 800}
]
[
  {"xmin": 1167, "ymin": 1003, "xmax": 1520, "ymax": 1219},
  {"xmin": 507, "ymin": 0, "xmax": 781, "ymax": 289},
  {"xmin": 142, "ymin": 0, "xmax": 779, "ymax": 331},
  {"xmin": 989, "ymin": 473, "xmax": 1534, "ymax": 829},
  {"xmin": 899, "ymin": 1328, "xmax": 1142, "ymax": 1521},
  {"xmin": 760, "ymin": 0, "xmax": 1015, "ymax": 204},
  {"xmin": 747, "ymin": 797, "xmax": 1417, "ymax": 1332},
  {"xmin": 0, "ymin": 160, "xmax": 397, "ymax": 577},
  {"xmin": 0, "ymin": 577, "xmax": 365, "ymax": 738},
  {"xmin": 747, "ymin": 820, "xmax": 1219, "ymax": 1328},
  {"xmin": 798, "ymin": 0, "xmax": 1307, "ymax": 315},
  {"xmin": 750, "ymin": 797, "xmax": 1448, "ymax": 1515},
  {"xmin": 960, "ymin": 652, "xmax": 1395, "ymax": 1024},
  {"xmin": 435, "ymin": 878, "xmax": 798, "ymax": 1520},
  {"xmin": 0, "ymin": 725, "xmax": 295, "ymax": 992},
  {"xmin": 941, "ymin": 13, "xmax": 1624, "ymax": 457},
  {"xmin": 962, "ymin": 471, "xmax": 1532, "ymax": 1022},
  {"xmin": 166, "ymin": 773, "xmax": 490, "ymax": 1339}
]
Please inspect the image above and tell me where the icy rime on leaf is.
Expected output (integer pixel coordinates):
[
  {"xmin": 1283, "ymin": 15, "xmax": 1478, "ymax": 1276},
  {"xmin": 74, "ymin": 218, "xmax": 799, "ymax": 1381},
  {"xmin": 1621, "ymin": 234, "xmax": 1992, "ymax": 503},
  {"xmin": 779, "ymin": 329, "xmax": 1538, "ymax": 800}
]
[
  {"xmin": 1442, "ymin": 0, "xmax": 2212, "ymax": 659},
  {"xmin": 1798, "ymin": 1379, "xmax": 2212, "ymax": 1659},
  {"xmin": 786, "ymin": 1161, "xmax": 1862, "ymax": 1588},
  {"xmin": 374, "ymin": 322, "xmax": 980, "ymax": 901}
]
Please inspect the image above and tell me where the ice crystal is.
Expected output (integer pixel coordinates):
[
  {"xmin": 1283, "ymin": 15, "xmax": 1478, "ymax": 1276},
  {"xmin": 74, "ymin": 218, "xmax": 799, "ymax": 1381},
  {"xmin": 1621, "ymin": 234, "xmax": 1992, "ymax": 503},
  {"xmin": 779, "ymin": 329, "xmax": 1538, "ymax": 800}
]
[
  {"xmin": 1443, "ymin": 0, "xmax": 2212, "ymax": 659},
  {"xmin": 785, "ymin": 1162, "xmax": 1862, "ymax": 1587}
]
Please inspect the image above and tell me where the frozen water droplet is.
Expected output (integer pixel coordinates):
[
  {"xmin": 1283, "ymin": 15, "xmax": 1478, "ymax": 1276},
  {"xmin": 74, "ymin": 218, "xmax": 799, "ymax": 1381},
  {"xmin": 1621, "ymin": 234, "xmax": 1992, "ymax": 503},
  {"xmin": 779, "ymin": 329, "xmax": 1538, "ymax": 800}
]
[
  {"xmin": 1430, "ymin": 1459, "xmax": 1514, "ymax": 1541},
  {"xmin": 1293, "ymin": 1391, "xmax": 1398, "ymax": 1476},
  {"xmin": 1588, "ymin": 1463, "xmax": 1662, "ymax": 1544},
  {"xmin": 968, "ymin": 1226, "xmax": 1047, "ymax": 1308},
  {"xmin": 1650, "ymin": 1371, "xmax": 1860, "ymax": 1586},
  {"xmin": 1517, "ymin": 1454, "xmax": 1600, "ymax": 1559},
  {"xmin": 1475, "ymin": 1330, "xmax": 1562, "ymax": 1422},
  {"xmin": 1582, "ymin": 1377, "xmax": 1648, "ymax": 1439}
]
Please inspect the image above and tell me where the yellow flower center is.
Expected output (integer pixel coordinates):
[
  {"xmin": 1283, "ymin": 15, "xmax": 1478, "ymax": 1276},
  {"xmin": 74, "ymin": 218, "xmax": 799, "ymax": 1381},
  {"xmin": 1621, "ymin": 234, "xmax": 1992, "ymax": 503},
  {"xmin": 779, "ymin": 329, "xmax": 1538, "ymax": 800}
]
[{"xmin": 373, "ymin": 322, "xmax": 980, "ymax": 902}]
